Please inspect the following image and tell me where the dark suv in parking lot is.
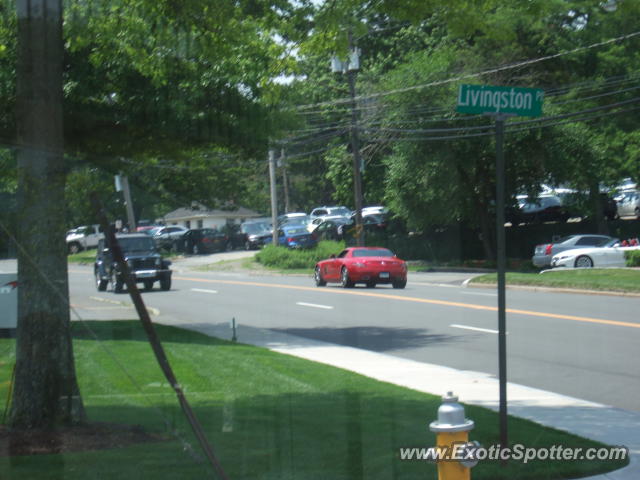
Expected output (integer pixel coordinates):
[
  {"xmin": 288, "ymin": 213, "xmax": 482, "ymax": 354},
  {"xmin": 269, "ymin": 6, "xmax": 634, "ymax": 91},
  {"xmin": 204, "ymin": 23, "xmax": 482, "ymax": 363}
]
[{"xmin": 94, "ymin": 233, "xmax": 172, "ymax": 293}]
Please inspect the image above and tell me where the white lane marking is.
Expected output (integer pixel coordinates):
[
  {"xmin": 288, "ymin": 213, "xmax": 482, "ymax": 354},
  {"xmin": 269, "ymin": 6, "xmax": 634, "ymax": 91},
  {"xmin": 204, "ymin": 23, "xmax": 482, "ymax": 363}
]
[
  {"xmin": 192, "ymin": 288, "xmax": 218, "ymax": 294},
  {"xmin": 461, "ymin": 291, "xmax": 497, "ymax": 297},
  {"xmin": 296, "ymin": 302, "xmax": 334, "ymax": 310},
  {"xmin": 450, "ymin": 324, "xmax": 503, "ymax": 334},
  {"xmin": 410, "ymin": 282, "xmax": 458, "ymax": 288}
]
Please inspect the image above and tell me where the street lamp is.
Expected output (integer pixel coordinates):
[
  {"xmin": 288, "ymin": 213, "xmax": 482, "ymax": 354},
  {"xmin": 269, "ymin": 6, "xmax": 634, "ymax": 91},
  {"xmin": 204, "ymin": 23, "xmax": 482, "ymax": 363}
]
[{"xmin": 331, "ymin": 31, "xmax": 365, "ymax": 247}]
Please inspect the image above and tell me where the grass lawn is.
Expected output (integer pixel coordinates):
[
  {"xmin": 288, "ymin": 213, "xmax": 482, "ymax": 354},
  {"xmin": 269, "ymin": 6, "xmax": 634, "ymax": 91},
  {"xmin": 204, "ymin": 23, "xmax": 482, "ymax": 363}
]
[
  {"xmin": 470, "ymin": 268, "xmax": 640, "ymax": 293},
  {"xmin": 67, "ymin": 248, "xmax": 98, "ymax": 264},
  {"xmin": 196, "ymin": 255, "xmax": 314, "ymax": 276},
  {"xmin": 68, "ymin": 248, "xmax": 181, "ymax": 265},
  {"xmin": 0, "ymin": 321, "xmax": 629, "ymax": 479}
]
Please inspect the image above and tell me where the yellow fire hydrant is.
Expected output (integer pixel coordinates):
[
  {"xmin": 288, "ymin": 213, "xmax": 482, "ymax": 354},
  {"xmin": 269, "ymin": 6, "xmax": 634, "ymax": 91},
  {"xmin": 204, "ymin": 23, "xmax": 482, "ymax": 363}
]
[{"xmin": 429, "ymin": 391, "xmax": 479, "ymax": 480}]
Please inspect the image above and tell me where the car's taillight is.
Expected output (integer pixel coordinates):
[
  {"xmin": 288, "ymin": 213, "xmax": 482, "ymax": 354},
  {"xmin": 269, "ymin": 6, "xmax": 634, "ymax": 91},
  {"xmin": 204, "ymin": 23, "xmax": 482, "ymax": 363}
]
[
  {"xmin": 287, "ymin": 237, "xmax": 294, "ymax": 243},
  {"xmin": 203, "ymin": 237, "xmax": 211, "ymax": 243},
  {"xmin": 545, "ymin": 244, "xmax": 553, "ymax": 255}
]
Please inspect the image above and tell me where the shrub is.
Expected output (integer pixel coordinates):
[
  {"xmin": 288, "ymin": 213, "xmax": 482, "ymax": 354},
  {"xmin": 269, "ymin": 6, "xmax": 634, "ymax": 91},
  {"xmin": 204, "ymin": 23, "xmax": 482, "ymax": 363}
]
[
  {"xmin": 256, "ymin": 241, "xmax": 345, "ymax": 269},
  {"xmin": 625, "ymin": 250, "xmax": 640, "ymax": 267}
]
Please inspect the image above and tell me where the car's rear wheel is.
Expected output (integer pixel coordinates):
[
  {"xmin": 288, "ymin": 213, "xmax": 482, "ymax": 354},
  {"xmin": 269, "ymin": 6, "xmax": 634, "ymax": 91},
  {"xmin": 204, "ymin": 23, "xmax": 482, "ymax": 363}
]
[
  {"xmin": 111, "ymin": 272, "xmax": 124, "ymax": 293},
  {"xmin": 365, "ymin": 281, "xmax": 376, "ymax": 288},
  {"xmin": 245, "ymin": 240, "xmax": 252, "ymax": 251},
  {"xmin": 314, "ymin": 266, "xmax": 327, "ymax": 287},
  {"xmin": 392, "ymin": 278, "xmax": 407, "ymax": 289},
  {"xmin": 340, "ymin": 267, "xmax": 354, "ymax": 288},
  {"xmin": 160, "ymin": 275, "xmax": 172, "ymax": 291},
  {"xmin": 574, "ymin": 255, "xmax": 594, "ymax": 268},
  {"xmin": 95, "ymin": 270, "xmax": 107, "ymax": 292},
  {"xmin": 225, "ymin": 242, "xmax": 233, "ymax": 252},
  {"xmin": 68, "ymin": 242, "xmax": 81, "ymax": 255},
  {"xmin": 143, "ymin": 280, "xmax": 154, "ymax": 291},
  {"xmin": 193, "ymin": 243, "xmax": 200, "ymax": 255}
]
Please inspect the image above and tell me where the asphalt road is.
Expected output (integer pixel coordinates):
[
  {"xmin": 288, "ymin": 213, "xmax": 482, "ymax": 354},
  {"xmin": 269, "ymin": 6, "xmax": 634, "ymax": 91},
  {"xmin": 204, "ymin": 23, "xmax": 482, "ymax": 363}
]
[{"xmin": 59, "ymin": 253, "xmax": 640, "ymax": 412}]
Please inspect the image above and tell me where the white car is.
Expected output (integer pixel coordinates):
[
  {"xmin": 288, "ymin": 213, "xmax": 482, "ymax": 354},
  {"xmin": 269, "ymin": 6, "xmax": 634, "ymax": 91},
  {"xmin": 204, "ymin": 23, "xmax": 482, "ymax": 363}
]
[
  {"xmin": 66, "ymin": 224, "xmax": 103, "ymax": 254},
  {"xmin": 550, "ymin": 240, "xmax": 640, "ymax": 268},
  {"xmin": 309, "ymin": 206, "xmax": 352, "ymax": 220},
  {"xmin": 307, "ymin": 215, "xmax": 349, "ymax": 232}
]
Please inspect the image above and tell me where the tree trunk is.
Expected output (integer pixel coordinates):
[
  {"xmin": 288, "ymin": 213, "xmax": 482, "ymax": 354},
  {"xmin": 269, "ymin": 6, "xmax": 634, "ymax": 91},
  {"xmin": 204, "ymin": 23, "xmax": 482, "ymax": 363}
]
[
  {"xmin": 476, "ymin": 200, "xmax": 495, "ymax": 261},
  {"xmin": 10, "ymin": 0, "xmax": 85, "ymax": 429},
  {"xmin": 589, "ymin": 181, "xmax": 608, "ymax": 235}
]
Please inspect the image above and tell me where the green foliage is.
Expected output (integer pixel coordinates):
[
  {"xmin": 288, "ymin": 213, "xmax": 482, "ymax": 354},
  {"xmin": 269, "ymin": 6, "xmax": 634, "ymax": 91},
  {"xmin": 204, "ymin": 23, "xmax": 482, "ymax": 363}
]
[
  {"xmin": 324, "ymin": 146, "xmax": 354, "ymax": 207},
  {"xmin": 1, "ymin": 320, "xmax": 626, "ymax": 479},
  {"xmin": 625, "ymin": 250, "xmax": 640, "ymax": 267},
  {"xmin": 255, "ymin": 240, "xmax": 345, "ymax": 269},
  {"xmin": 472, "ymin": 269, "xmax": 640, "ymax": 293}
]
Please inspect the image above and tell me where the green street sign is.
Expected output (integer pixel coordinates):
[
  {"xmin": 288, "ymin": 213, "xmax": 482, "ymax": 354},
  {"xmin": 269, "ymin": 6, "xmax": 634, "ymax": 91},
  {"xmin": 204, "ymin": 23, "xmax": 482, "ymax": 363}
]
[{"xmin": 457, "ymin": 84, "xmax": 544, "ymax": 117}]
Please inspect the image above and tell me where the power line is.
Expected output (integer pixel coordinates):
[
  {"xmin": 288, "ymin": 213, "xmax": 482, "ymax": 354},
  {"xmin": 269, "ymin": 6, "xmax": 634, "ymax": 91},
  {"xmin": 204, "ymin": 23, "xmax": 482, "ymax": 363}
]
[{"xmin": 291, "ymin": 30, "xmax": 640, "ymax": 111}]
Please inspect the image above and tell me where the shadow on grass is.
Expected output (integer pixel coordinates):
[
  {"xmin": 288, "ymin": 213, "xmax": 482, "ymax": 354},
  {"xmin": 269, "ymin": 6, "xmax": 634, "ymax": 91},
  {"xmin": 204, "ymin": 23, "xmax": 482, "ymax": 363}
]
[
  {"xmin": 0, "ymin": 393, "xmax": 630, "ymax": 480},
  {"xmin": 269, "ymin": 326, "xmax": 461, "ymax": 352},
  {"xmin": 70, "ymin": 320, "xmax": 230, "ymax": 347},
  {"xmin": 2, "ymin": 321, "xmax": 629, "ymax": 479}
]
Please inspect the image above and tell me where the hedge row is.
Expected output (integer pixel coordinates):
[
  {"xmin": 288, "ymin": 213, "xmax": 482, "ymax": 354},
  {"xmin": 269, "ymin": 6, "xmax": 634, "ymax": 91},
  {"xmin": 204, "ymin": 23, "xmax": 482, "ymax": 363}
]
[
  {"xmin": 255, "ymin": 241, "xmax": 345, "ymax": 269},
  {"xmin": 625, "ymin": 250, "xmax": 640, "ymax": 267}
]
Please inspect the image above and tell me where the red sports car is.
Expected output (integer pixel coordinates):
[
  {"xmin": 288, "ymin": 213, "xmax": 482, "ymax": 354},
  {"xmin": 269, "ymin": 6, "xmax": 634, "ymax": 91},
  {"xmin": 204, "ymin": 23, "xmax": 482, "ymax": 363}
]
[{"xmin": 314, "ymin": 247, "xmax": 407, "ymax": 289}]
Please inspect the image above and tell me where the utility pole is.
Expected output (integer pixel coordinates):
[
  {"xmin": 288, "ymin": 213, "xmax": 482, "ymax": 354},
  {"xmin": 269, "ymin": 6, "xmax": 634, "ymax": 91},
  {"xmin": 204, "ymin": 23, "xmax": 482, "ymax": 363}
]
[
  {"xmin": 280, "ymin": 148, "xmax": 291, "ymax": 213},
  {"xmin": 116, "ymin": 173, "xmax": 137, "ymax": 232},
  {"xmin": 332, "ymin": 29, "xmax": 364, "ymax": 246},
  {"xmin": 268, "ymin": 149, "xmax": 278, "ymax": 245}
]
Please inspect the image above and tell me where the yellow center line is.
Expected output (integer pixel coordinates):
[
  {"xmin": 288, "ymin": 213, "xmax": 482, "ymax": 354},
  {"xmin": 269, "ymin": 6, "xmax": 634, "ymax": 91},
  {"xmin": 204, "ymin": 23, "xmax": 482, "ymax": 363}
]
[{"xmin": 174, "ymin": 276, "xmax": 640, "ymax": 330}]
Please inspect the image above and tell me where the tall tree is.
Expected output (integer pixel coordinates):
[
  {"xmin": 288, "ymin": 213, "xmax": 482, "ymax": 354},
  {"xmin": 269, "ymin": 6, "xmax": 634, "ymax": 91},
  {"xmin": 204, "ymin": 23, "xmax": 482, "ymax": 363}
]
[{"xmin": 11, "ymin": 0, "xmax": 85, "ymax": 428}]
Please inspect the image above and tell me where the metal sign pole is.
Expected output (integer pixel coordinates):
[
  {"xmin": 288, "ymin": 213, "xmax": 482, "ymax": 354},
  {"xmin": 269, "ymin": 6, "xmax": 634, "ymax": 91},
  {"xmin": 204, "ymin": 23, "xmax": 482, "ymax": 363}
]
[
  {"xmin": 268, "ymin": 149, "xmax": 278, "ymax": 245},
  {"xmin": 495, "ymin": 114, "xmax": 508, "ymax": 451},
  {"xmin": 457, "ymin": 84, "xmax": 543, "ymax": 457}
]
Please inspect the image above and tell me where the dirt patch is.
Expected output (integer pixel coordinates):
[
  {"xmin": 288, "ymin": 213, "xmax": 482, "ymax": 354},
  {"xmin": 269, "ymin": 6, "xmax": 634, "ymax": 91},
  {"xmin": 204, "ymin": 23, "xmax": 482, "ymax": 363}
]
[{"xmin": 0, "ymin": 422, "xmax": 167, "ymax": 457}]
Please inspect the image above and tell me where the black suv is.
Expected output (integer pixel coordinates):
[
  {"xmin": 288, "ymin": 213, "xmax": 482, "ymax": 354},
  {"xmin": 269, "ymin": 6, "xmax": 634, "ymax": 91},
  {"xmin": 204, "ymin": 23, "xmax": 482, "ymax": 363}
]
[{"xmin": 94, "ymin": 233, "xmax": 172, "ymax": 293}]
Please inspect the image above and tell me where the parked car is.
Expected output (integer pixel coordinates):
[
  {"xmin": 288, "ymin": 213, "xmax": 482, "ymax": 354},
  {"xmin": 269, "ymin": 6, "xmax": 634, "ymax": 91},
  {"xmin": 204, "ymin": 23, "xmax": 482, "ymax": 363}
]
[
  {"xmin": 350, "ymin": 212, "xmax": 387, "ymax": 230},
  {"xmin": 314, "ymin": 247, "xmax": 407, "ymax": 289},
  {"xmin": 241, "ymin": 222, "xmax": 272, "ymax": 250},
  {"xmin": 94, "ymin": 233, "xmax": 172, "ymax": 293},
  {"xmin": 136, "ymin": 219, "xmax": 160, "ymax": 232},
  {"xmin": 263, "ymin": 224, "xmax": 318, "ymax": 249},
  {"xmin": 221, "ymin": 223, "xmax": 248, "ymax": 250},
  {"xmin": 277, "ymin": 212, "xmax": 308, "ymax": 227},
  {"xmin": 313, "ymin": 215, "xmax": 387, "ymax": 242},
  {"xmin": 361, "ymin": 205, "xmax": 388, "ymax": 216},
  {"xmin": 307, "ymin": 215, "xmax": 350, "ymax": 233},
  {"xmin": 309, "ymin": 206, "xmax": 352, "ymax": 220},
  {"xmin": 551, "ymin": 239, "xmax": 640, "ymax": 268},
  {"xmin": 181, "ymin": 228, "xmax": 231, "ymax": 254},
  {"xmin": 148, "ymin": 225, "xmax": 189, "ymax": 250},
  {"xmin": 532, "ymin": 234, "xmax": 614, "ymax": 268},
  {"xmin": 616, "ymin": 190, "xmax": 640, "ymax": 219},
  {"xmin": 509, "ymin": 195, "xmax": 570, "ymax": 225},
  {"xmin": 556, "ymin": 191, "xmax": 619, "ymax": 221},
  {"xmin": 66, "ymin": 224, "xmax": 103, "ymax": 254},
  {"xmin": 312, "ymin": 217, "xmax": 351, "ymax": 241}
]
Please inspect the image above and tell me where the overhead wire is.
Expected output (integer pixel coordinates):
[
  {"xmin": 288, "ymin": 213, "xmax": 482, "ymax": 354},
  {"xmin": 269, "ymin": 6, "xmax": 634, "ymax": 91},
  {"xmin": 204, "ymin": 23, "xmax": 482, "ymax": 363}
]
[{"xmin": 290, "ymin": 30, "xmax": 640, "ymax": 111}]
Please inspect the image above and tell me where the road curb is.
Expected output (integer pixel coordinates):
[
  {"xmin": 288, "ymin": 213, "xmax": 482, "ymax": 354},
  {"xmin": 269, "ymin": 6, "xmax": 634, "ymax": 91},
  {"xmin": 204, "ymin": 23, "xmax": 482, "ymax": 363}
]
[{"xmin": 465, "ymin": 282, "xmax": 640, "ymax": 297}]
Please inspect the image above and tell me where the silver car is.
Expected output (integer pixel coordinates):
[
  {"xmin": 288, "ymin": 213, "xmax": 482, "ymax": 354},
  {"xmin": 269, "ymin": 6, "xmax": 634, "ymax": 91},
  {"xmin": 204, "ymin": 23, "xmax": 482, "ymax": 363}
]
[
  {"xmin": 616, "ymin": 190, "xmax": 640, "ymax": 219},
  {"xmin": 532, "ymin": 234, "xmax": 614, "ymax": 268}
]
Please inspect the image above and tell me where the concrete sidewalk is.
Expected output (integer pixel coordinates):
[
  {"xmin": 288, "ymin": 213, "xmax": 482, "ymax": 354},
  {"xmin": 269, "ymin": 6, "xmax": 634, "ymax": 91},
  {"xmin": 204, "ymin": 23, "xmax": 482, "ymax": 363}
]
[{"xmin": 170, "ymin": 319, "xmax": 639, "ymax": 480}]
